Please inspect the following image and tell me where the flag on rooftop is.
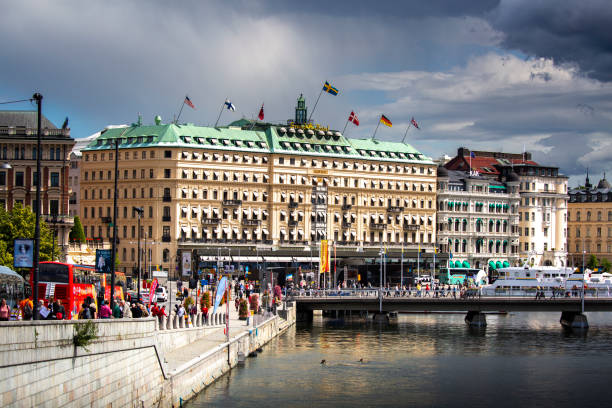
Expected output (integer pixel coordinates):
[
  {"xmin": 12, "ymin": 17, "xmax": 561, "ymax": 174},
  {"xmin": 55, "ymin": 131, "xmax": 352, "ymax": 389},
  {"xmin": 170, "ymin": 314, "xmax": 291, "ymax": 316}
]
[
  {"xmin": 322, "ymin": 81, "xmax": 339, "ymax": 96},
  {"xmin": 470, "ymin": 151, "xmax": 475, "ymax": 158},
  {"xmin": 410, "ymin": 117, "xmax": 420, "ymax": 129},
  {"xmin": 184, "ymin": 96, "xmax": 195, "ymax": 109},
  {"xmin": 258, "ymin": 104, "xmax": 264, "ymax": 121},
  {"xmin": 224, "ymin": 99, "xmax": 236, "ymax": 111},
  {"xmin": 348, "ymin": 111, "xmax": 359, "ymax": 126},
  {"xmin": 380, "ymin": 115, "xmax": 392, "ymax": 127}
]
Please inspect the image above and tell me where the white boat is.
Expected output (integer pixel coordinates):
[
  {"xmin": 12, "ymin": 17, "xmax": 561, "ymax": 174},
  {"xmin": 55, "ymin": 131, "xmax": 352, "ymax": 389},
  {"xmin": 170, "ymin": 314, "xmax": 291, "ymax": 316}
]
[
  {"xmin": 482, "ymin": 266, "xmax": 575, "ymax": 296},
  {"xmin": 565, "ymin": 271, "xmax": 612, "ymax": 291}
]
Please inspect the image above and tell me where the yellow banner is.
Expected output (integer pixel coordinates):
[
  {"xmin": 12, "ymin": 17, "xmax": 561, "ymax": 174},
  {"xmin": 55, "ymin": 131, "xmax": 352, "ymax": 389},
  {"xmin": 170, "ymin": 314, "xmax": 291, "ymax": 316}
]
[{"xmin": 320, "ymin": 240, "xmax": 329, "ymax": 274}]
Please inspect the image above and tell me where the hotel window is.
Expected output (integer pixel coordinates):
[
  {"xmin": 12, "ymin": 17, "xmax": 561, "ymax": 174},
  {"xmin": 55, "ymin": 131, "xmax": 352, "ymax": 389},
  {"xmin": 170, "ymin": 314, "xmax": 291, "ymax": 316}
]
[
  {"xmin": 164, "ymin": 169, "xmax": 171, "ymax": 178},
  {"xmin": 50, "ymin": 172, "xmax": 60, "ymax": 187},
  {"xmin": 164, "ymin": 150, "xmax": 171, "ymax": 158},
  {"xmin": 15, "ymin": 171, "xmax": 24, "ymax": 187}
]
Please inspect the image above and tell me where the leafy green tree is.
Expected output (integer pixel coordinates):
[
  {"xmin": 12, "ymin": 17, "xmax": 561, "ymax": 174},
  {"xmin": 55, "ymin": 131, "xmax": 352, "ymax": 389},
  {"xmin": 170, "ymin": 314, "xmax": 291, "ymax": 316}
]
[
  {"xmin": 586, "ymin": 254, "xmax": 599, "ymax": 270},
  {"xmin": 70, "ymin": 215, "xmax": 86, "ymax": 243},
  {"xmin": 0, "ymin": 204, "xmax": 53, "ymax": 270},
  {"xmin": 600, "ymin": 258, "xmax": 611, "ymax": 273}
]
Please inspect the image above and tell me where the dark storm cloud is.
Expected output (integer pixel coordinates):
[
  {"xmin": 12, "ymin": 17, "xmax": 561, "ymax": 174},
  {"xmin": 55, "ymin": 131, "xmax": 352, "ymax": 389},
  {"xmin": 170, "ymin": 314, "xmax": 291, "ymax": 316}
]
[
  {"xmin": 488, "ymin": 0, "xmax": 612, "ymax": 82},
  {"xmin": 248, "ymin": 0, "xmax": 500, "ymax": 18}
]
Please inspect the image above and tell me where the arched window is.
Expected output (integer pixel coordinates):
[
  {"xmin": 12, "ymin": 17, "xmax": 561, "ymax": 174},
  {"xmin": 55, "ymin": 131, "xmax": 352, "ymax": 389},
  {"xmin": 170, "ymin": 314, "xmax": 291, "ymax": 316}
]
[
  {"xmin": 597, "ymin": 211, "xmax": 602, "ymax": 221},
  {"xmin": 587, "ymin": 211, "xmax": 591, "ymax": 221},
  {"xmin": 462, "ymin": 220, "xmax": 467, "ymax": 232},
  {"xmin": 163, "ymin": 249, "xmax": 169, "ymax": 262},
  {"xmin": 461, "ymin": 240, "xmax": 467, "ymax": 252},
  {"xmin": 488, "ymin": 240, "xmax": 494, "ymax": 253}
]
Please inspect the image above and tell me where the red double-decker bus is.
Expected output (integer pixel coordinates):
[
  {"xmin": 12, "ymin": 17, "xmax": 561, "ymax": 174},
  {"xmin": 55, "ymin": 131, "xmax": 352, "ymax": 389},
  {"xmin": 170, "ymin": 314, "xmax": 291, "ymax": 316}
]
[{"xmin": 30, "ymin": 262, "xmax": 125, "ymax": 319}]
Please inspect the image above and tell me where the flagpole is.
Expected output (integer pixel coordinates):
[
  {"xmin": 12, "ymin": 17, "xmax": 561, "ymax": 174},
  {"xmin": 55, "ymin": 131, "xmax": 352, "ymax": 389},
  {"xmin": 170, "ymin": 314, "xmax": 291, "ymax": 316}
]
[
  {"xmin": 401, "ymin": 124, "xmax": 411, "ymax": 143},
  {"xmin": 341, "ymin": 116, "xmax": 350, "ymax": 135},
  {"xmin": 214, "ymin": 100, "xmax": 226, "ymax": 127},
  {"xmin": 175, "ymin": 99, "xmax": 186, "ymax": 124},
  {"xmin": 371, "ymin": 120, "xmax": 381, "ymax": 140},
  {"xmin": 307, "ymin": 87, "xmax": 324, "ymax": 124}
]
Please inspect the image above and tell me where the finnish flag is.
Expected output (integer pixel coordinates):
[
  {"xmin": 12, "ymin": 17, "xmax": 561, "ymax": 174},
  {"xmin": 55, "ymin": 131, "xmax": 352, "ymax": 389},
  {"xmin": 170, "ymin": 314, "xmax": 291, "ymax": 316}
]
[{"xmin": 224, "ymin": 99, "xmax": 236, "ymax": 111}]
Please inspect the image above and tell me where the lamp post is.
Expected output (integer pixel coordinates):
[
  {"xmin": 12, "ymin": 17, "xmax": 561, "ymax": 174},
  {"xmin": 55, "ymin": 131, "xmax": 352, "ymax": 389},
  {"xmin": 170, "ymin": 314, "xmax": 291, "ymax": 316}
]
[
  {"xmin": 134, "ymin": 207, "xmax": 143, "ymax": 300},
  {"xmin": 379, "ymin": 244, "xmax": 384, "ymax": 313},
  {"xmin": 51, "ymin": 215, "xmax": 57, "ymax": 262},
  {"xmin": 582, "ymin": 240, "xmax": 586, "ymax": 314},
  {"xmin": 109, "ymin": 137, "xmax": 119, "ymax": 306},
  {"xmin": 32, "ymin": 93, "xmax": 42, "ymax": 320}
]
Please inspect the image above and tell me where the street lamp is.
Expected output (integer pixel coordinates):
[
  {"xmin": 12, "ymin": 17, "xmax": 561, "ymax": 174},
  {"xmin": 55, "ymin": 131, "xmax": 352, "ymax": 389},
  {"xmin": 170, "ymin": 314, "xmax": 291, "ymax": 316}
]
[
  {"xmin": 379, "ymin": 244, "xmax": 384, "ymax": 313},
  {"xmin": 133, "ymin": 207, "xmax": 144, "ymax": 300},
  {"xmin": 32, "ymin": 93, "xmax": 42, "ymax": 320}
]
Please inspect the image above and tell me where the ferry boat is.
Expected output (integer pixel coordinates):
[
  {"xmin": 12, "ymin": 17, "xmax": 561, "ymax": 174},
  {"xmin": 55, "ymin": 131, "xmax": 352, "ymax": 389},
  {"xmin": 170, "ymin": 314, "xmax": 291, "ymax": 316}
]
[
  {"xmin": 482, "ymin": 265, "xmax": 576, "ymax": 296},
  {"xmin": 565, "ymin": 271, "xmax": 612, "ymax": 291}
]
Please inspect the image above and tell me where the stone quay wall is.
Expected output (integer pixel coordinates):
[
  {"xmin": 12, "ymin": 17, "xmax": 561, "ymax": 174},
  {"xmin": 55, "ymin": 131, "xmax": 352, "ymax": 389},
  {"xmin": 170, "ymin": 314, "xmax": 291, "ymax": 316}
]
[{"xmin": 0, "ymin": 302, "xmax": 295, "ymax": 408}]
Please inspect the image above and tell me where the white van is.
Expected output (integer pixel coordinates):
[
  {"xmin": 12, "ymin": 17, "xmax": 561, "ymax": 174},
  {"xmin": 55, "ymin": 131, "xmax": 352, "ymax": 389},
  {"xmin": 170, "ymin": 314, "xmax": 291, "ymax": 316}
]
[{"xmin": 155, "ymin": 286, "xmax": 168, "ymax": 302}]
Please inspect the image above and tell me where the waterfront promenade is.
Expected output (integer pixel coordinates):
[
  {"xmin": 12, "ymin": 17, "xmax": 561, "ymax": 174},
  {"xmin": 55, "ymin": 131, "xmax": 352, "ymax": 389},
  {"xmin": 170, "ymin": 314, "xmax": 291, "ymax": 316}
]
[{"xmin": 0, "ymin": 299, "xmax": 295, "ymax": 408}]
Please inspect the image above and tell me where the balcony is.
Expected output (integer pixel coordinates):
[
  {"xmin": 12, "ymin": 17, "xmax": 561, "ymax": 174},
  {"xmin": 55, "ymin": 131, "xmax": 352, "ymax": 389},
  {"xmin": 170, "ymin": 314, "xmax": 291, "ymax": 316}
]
[
  {"xmin": 403, "ymin": 224, "xmax": 420, "ymax": 230},
  {"xmin": 161, "ymin": 236, "xmax": 171, "ymax": 242},
  {"xmin": 370, "ymin": 223, "xmax": 387, "ymax": 230},
  {"xmin": 162, "ymin": 195, "xmax": 172, "ymax": 202},
  {"xmin": 242, "ymin": 219, "xmax": 260, "ymax": 226},
  {"xmin": 162, "ymin": 215, "xmax": 171, "ymax": 222},
  {"xmin": 386, "ymin": 206, "xmax": 404, "ymax": 213},
  {"xmin": 222, "ymin": 200, "xmax": 242, "ymax": 206},
  {"xmin": 202, "ymin": 218, "xmax": 221, "ymax": 225},
  {"xmin": 341, "ymin": 204, "xmax": 352, "ymax": 211},
  {"xmin": 288, "ymin": 220, "xmax": 298, "ymax": 226},
  {"xmin": 288, "ymin": 201, "xmax": 299, "ymax": 209},
  {"xmin": 100, "ymin": 216, "xmax": 112, "ymax": 224},
  {"xmin": 341, "ymin": 222, "xmax": 352, "ymax": 228}
]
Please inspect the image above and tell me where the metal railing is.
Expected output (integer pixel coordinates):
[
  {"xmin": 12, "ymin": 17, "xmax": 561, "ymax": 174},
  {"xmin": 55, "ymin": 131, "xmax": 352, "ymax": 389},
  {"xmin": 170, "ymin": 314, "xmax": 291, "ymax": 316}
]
[{"xmin": 286, "ymin": 287, "xmax": 612, "ymax": 299}]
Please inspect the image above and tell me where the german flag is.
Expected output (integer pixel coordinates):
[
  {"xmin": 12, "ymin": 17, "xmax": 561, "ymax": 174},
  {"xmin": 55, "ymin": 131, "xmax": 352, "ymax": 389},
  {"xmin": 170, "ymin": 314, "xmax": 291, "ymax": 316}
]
[{"xmin": 380, "ymin": 115, "xmax": 392, "ymax": 127}]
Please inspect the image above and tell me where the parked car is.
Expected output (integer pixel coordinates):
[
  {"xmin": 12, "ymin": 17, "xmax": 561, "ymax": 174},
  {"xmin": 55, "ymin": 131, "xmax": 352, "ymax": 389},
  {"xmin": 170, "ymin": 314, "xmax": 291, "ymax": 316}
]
[{"xmin": 155, "ymin": 286, "xmax": 168, "ymax": 302}]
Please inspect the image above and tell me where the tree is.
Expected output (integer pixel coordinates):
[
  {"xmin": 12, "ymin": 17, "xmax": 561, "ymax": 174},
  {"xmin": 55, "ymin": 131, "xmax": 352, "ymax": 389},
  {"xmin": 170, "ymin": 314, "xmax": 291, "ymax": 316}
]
[
  {"xmin": 70, "ymin": 216, "xmax": 86, "ymax": 243},
  {"xmin": 0, "ymin": 204, "xmax": 54, "ymax": 270},
  {"xmin": 586, "ymin": 254, "xmax": 599, "ymax": 270},
  {"xmin": 600, "ymin": 258, "xmax": 611, "ymax": 273}
]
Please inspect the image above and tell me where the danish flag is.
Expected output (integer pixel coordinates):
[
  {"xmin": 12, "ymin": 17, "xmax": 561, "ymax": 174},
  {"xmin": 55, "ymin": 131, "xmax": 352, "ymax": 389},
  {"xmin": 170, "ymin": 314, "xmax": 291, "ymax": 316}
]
[{"xmin": 349, "ymin": 111, "xmax": 359, "ymax": 126}]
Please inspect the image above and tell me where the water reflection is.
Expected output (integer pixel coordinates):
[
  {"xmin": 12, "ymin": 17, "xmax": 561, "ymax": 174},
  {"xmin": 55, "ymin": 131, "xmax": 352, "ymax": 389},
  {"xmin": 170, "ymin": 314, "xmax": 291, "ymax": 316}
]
[{"xmin": 188, "ymin": 312, "xmax": 612, "ymax": 408}]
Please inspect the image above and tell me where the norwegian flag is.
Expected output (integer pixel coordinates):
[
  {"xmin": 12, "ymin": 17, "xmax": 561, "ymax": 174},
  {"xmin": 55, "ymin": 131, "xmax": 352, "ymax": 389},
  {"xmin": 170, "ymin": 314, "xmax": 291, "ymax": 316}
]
[
  {"xmin": 410, "ymin": 117, "xmax": 420, "ymax": 129},
  {"xmin": 348, "ymin": 111, "xmax": 359, "ymax": 126}
]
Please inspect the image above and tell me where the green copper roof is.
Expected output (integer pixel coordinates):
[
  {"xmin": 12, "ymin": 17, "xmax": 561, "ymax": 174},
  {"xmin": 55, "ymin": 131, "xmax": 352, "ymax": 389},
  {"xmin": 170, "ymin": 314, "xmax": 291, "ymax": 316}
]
[{"xmin": 82, "ymin": 122, "xmax": 433, "ymax": 164}]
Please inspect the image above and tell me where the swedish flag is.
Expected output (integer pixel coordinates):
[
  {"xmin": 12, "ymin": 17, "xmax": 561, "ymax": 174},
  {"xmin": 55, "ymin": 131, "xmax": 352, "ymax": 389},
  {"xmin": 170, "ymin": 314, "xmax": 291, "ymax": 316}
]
[{"xmin": 323, "ymin": 81, "xmax": 339, "ymax": 95}]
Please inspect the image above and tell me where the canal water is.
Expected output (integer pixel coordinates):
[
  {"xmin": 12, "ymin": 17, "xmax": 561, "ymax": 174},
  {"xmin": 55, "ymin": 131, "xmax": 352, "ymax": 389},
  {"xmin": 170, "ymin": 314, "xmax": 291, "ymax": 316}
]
[{"xmin": 187, "ymin": 312, "xmax": 612, "ymax": 407}]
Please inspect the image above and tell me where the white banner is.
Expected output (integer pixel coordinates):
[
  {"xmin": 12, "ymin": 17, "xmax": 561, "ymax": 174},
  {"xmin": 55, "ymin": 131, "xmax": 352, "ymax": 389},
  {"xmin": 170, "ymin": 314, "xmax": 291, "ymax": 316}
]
[{"xmin": 182, "ymin": 252, "xmax": 192, "ymax": 276}]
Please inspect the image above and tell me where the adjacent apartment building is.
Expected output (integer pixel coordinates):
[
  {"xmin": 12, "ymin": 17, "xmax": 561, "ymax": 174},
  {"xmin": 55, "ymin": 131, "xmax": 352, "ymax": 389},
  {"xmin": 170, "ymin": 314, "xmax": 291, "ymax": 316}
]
[
  {"xmin": 446, "ymin": 148, "xmax": 568, "ymax": 267},
  {"xmin": 436, "ymin": 166, "xmax": 521, "ymax": 271},
  {"xmin": 0, "ymin": 110, "xmax": 75, "ymax": 254},
  {"xmin": 567, "ymin": 173, "xmax": 612, "ymax": 268}
]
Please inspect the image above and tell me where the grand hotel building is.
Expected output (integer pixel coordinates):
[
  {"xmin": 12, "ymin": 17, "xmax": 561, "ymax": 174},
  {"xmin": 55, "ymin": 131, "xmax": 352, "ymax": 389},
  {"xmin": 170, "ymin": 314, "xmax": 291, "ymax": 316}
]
[{"xmin": 80, "ymin": 100, "xmax": 438, "ymax": 282}]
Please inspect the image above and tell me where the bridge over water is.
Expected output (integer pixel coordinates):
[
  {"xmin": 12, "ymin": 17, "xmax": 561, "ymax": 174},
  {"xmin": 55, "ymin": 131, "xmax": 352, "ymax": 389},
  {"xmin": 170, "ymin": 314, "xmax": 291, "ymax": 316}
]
[{"xmin": 289, "ymin": 289, "xmax": 612, "ymax": 328}]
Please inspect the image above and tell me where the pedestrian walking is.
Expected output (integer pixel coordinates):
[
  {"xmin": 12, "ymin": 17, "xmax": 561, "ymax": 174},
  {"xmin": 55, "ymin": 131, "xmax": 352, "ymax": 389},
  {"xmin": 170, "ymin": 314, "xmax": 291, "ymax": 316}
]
[
  {"xmin": 99, "ymin": 300, "xmax": 112, "ymax": 318},
  {"xmin": 0, "ymin": 299, "xmax": 10, "ymax": 321}
]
